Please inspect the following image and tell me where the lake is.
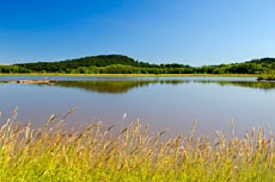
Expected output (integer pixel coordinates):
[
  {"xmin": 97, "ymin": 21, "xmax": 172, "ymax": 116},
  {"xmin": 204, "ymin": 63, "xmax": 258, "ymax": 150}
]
[{"xmin": 1, "ymin": 76, "xmax": 275, "ymax": 137}]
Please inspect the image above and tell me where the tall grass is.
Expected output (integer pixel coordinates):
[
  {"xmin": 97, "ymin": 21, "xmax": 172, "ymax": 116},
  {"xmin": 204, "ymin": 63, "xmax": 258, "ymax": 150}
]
[{"xmin": 1, "ymin": 109, "xmax": 275, "ymax": 181}]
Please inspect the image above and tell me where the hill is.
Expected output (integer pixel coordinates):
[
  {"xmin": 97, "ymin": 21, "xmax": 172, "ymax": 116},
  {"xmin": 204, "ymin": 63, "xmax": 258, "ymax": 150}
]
[
  {"xmin": 210, "ymin": 57, "xmax": 275, "ymax": 74},
  {"xmin": 245, "ymin": 57, "xmax": 275, "ymax": 64},
  {"xmin": 0, "ymin": 55, "xmax": 274, "ymax": 74},
  {"xmin": 14, "ymin": 55, "xmax": 154, "ymax": 72},
  {"xmin": 12, "ymin": 54, "xmax": 192, "ymax": 74}
]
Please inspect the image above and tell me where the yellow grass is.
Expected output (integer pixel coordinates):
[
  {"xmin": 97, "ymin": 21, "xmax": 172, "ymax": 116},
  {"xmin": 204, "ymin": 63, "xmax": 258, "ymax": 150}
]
[
  {"xmin": 1, "ymin": 108, "xmax": 275, "ymax": 181},
  {"xmin": 0, "ymin": 73, "xmax": 258, "ymax": 77}
]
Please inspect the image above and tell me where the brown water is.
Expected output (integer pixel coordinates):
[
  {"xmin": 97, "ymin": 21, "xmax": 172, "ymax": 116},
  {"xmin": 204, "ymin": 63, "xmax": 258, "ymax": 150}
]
[{"xmin": 1, "ymin": 76, "xmax": 275, "ymax": 137}]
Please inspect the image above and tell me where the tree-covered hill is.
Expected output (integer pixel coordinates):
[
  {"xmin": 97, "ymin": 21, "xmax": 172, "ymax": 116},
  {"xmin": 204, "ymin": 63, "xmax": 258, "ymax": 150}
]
[
  {"xmin": 245, "ymin": 57, "xmax": 275, "ymax": 64},
  {"xmin": 0, "ymin": 55, "xmax": 275, "ymax": 74},
  {"xmin": 14, "ymin": 55, "xmax": 155, "ymax": 72},
  {"xmin": 204, "ymin": 57, "xmax": 275, "ymax": 74},
  {"xmin": 12, "ymin": 54, "xmax": 192, "ymax": 74}
]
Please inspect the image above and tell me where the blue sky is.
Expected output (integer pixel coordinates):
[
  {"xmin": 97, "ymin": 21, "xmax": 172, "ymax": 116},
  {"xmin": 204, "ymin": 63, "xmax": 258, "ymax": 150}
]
[{"xmin": 0, "ymin": 0, "xmax": 274, "ymax": 66}]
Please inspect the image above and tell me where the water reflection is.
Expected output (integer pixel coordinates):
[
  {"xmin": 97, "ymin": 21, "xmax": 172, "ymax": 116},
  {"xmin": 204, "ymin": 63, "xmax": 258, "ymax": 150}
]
[
  {"xmin": 194, "ymin": 80, "xmax": 275, "ymax": 91},
  {"xmin": 44, "ymin": 80, "xmax": 275, "ymax": 93},
  {"xmin": 1, "ymin": 77, "xmax": 275, "ymax": 137},
  {"xmin": 52, "ymin": 80, "xmax": 187, "ymax": 93}
]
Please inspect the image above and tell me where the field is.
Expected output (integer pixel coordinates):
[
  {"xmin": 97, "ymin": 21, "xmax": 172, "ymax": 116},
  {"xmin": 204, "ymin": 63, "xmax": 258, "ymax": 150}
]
[{"xmin": 1, "ymin": 109, "xmax": 275, "ymax": 181}]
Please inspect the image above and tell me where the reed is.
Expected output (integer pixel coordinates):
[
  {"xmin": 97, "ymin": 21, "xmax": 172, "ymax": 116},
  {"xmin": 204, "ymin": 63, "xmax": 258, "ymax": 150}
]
[{"xmin": 1, "ymin": 109, "xmax": 275, "ymax": 181}]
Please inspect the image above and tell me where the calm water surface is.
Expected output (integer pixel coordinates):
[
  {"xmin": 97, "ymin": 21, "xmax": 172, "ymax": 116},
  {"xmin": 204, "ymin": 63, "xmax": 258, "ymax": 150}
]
[{"xmin": 1, "ymin": 76, "xmax": 275, "ymax": 137}]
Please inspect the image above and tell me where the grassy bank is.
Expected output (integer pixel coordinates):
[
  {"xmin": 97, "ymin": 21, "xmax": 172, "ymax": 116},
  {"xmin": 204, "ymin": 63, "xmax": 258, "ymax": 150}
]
[
  {"xmin": 0, "ymin": 73, "xmax": 259, "ymax": 77},
  {"xmin": 1, "ymin": 110, "xmax": 275, "ymax": 181}
]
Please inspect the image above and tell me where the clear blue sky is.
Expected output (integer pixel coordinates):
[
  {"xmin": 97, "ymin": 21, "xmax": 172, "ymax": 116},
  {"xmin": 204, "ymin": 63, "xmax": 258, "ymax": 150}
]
[{"xmin": 0, "ymin": 0, "xmax": 274, "ymax": 66}]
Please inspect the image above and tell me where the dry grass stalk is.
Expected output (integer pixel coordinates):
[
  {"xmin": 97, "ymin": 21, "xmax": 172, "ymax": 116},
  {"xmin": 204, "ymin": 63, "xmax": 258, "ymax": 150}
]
[{"xmin": 1, "ymin": 110, "xmax": 275, "ymax": 181}]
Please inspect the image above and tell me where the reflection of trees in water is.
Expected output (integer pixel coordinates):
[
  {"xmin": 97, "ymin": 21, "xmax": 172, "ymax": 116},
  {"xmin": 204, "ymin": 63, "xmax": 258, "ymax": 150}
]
[
  {"xmin": 194, "ymin": 80, "xmax": 275, "ymax": 90},
  {"xmin": 53, "ymin": 80, "xmax": 187, "ymax": 93},
  {"xmin": 1, "ymin": 78, "xmax": 273, "ymax": 91},
  {"xmin": 219, "ymin": 81, "xmax": 275, "ymax": 90},
  {"xmin": 33, "ymin": 79, "xmax": 275, "ymax": 94}
]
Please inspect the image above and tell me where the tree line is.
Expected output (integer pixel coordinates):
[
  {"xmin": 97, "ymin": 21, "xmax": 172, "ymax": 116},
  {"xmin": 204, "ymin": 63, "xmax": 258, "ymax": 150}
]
[{"xmin": 1, "ymin": 55, "xmax": 275, "ymax": 74}]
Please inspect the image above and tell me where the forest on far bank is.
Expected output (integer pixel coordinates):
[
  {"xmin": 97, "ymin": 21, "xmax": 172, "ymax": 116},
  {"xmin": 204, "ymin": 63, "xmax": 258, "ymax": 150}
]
[{"xmin": 1, "ymin": 55, "xmax": 275, "ymax": 75}]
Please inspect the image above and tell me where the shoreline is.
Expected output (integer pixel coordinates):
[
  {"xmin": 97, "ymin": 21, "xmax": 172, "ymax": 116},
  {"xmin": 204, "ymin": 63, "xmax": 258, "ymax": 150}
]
[
  {"xmin": 257, "ymin": 75, "xmax": 275, "ymax": 81},
  {"xmin": 0, "ymin": 73, "xmax": 259, "ymax": 77}
]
